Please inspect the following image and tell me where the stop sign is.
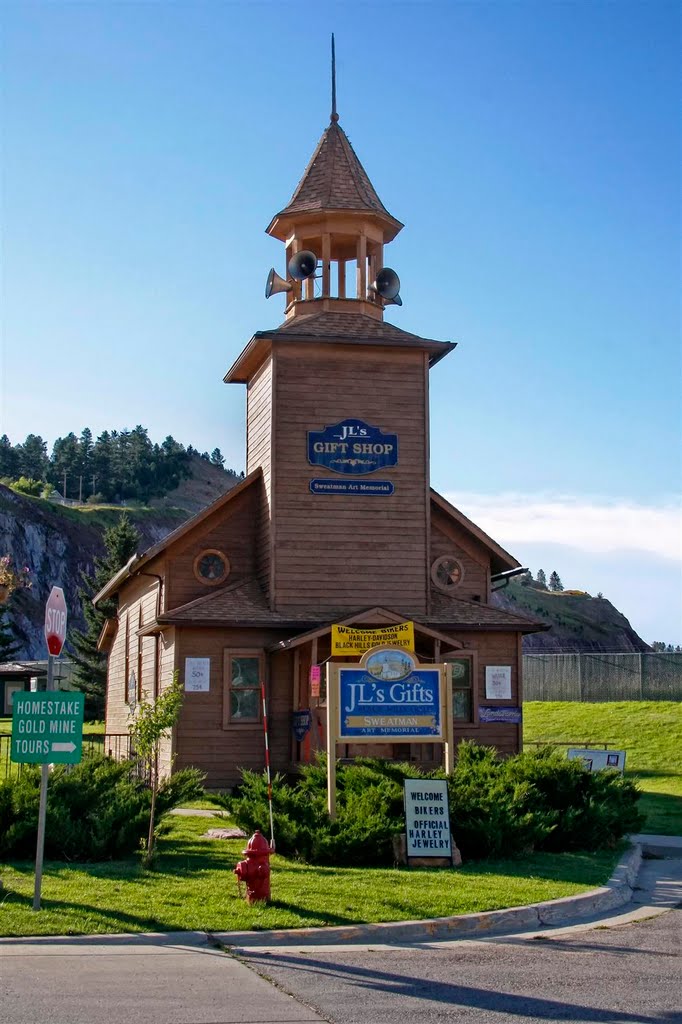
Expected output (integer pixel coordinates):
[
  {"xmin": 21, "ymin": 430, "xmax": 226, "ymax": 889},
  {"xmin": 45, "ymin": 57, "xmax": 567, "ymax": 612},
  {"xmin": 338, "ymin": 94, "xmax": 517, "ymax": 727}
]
[{"xmin": 44, "ymin": 586, "xmax": 68, "ymax": 657}]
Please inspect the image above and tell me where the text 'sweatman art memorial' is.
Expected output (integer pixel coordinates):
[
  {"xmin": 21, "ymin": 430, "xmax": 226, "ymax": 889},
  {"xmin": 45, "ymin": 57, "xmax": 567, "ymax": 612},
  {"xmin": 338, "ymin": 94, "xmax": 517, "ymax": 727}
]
[{"xmin": 97, "ymin": 62, "xmax": 545, "ymax": 789}]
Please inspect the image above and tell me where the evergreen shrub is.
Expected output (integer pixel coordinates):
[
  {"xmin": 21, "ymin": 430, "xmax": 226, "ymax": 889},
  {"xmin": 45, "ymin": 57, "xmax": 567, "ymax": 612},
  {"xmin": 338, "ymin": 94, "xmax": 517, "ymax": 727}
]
[
  {"xmin": 223, "ymin": 743, "xmax": 644, "ymax": 866},
  {"xmin": 0, "ymin": 755, "xmax": 204, "ymax": 861}
]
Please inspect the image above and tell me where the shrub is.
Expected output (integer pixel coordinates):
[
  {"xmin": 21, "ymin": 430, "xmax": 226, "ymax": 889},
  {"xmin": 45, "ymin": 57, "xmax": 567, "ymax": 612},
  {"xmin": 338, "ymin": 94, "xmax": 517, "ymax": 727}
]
[
  {"xmin": 222, "ymin": 756, "xmax": 428, "ymax": 866},
  {"xmin": 10, "ymin": 477, "xmax": 44, "ymax": 496},
  {"xmin": 0, "ymin": 755, "xmax": 204, "ymax": 861},
  {"xmin": 223, "ymin": 744, "xmax": 643, "ymax": 866}
]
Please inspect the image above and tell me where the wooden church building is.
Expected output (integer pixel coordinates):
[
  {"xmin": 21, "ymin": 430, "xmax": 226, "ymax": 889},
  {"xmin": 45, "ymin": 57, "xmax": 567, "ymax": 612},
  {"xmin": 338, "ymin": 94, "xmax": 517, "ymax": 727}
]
[{"xmin": 97, "ymin": 87, "xmax": 544, "ymax": 788}]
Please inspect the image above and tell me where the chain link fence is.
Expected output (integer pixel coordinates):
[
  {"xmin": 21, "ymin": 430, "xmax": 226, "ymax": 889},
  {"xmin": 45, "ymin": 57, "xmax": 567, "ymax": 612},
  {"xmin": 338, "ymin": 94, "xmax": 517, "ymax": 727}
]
[{"xmin": 523, "ymin": 652, "xmax": 682, "ymax": 702}]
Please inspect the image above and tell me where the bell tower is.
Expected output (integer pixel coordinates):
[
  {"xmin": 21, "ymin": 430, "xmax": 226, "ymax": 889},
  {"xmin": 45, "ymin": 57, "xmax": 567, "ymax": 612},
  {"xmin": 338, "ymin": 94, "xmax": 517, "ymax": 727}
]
[
  {"xmin": 225, "ymin": 39, "xmax": 455, "ymax": 615},
  {"xmin": 264, "ymin": 35, "xmax": 404, "ymax": 321}
]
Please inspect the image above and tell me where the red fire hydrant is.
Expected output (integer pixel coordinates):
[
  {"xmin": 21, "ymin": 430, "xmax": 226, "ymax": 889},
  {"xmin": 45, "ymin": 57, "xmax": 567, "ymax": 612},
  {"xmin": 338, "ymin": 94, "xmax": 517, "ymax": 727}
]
[{"xmin": 234, "ymin": 830, "xmax": 272, "ymax": 904}]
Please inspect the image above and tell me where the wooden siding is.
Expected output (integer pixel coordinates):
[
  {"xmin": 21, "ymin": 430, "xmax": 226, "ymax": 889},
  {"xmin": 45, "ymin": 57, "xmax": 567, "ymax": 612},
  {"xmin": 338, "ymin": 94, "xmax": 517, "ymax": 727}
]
[
  {"xmin": 173, "ymin": 627, "xmax": 295, "ymax": 790},
  {"xmin": 246, "ymin": 356, "xmax": 274, "ymax": 599},
  {"xmin": 165, "ymin": 485, "xmax": 258, "ymax": 611},
  {"xmin": 430, "ymin": 524, "xmax": 489, "ymax": 602},
  {"xmin": 451, "ymin": 630, "xmax": 522, "ymax": 756},
  {"xmin": 105, "ymin": 574, "xmax": 159, "ymax": 735},
  {"xmin": 430, "ymin": 511, "xmax": 490, "ymax": 603},
  {"xmin": 272, "ymin": 342, "xmax": 429, "ymax": 612}
]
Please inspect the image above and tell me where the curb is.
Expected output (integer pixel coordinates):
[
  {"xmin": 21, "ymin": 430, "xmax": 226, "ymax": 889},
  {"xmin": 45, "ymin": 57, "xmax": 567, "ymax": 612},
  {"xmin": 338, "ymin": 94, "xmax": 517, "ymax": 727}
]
[{"xmin": 212, "ymin": 842, "xmax": 643, "ymax": 949}]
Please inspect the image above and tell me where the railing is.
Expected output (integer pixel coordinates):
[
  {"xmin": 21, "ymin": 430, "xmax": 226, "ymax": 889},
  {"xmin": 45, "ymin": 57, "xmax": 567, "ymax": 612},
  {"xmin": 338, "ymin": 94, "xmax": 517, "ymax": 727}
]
[{"xmin": 1, "ymin": 732, "xmax": 134, "ymax": 780}]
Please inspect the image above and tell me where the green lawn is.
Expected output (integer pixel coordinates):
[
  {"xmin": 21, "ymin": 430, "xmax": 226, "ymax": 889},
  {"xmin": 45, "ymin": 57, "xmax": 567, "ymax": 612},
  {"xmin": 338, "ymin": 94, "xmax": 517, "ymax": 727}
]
[
  {"xmin": 0, "ymin": 814, "xmax": 621, "ymax": 938},
  {"xmin": 524, "ymin": 701, "xmax": 682, "ymax": 836}
]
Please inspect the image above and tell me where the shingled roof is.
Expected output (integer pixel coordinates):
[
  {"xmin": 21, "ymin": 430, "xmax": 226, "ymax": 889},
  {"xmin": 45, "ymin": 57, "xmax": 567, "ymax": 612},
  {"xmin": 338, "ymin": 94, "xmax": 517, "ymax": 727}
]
[
  {"xmin": 263, "ymin": 311, "xmax": 449, "ymax": 347},
  {"xmin": 224, "ymin": 311, "xmax": 455, "ymax": 383},
  {"xmin": 157, "ymin": 576, "xmax": 546, "ymax": 634},
  {"xmin": 272, "ymin": 121, "xmax": 400, "ymax": 224}
]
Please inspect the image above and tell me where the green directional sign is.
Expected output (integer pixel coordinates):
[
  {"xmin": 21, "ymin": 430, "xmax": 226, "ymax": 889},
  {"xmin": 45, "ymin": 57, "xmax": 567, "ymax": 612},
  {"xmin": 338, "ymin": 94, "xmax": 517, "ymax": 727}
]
[{"xmin": 11, "ymin": 692, "xmax": 85, "ymax": 764}]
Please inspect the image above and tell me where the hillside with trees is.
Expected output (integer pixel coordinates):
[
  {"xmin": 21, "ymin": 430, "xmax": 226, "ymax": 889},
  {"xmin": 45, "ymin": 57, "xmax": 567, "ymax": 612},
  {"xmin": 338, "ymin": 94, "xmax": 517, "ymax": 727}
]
[{"xmin": 0, "ymin": 427, "xmax": 236, "ymax": 504}]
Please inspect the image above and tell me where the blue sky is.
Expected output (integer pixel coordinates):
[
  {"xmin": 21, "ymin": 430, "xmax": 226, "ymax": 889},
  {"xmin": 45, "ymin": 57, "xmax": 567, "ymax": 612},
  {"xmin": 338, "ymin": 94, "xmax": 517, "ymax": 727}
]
[{"xmin": 1, "ymin": 1, "xmax": 680, "ymax": 644}]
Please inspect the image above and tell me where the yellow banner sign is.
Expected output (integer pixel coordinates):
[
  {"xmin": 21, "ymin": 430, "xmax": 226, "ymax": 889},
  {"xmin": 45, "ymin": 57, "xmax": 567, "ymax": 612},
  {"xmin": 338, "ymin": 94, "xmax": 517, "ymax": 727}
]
[{"xmin": 331, "ymin": 621, "xmax": 415, "ymax": 655}]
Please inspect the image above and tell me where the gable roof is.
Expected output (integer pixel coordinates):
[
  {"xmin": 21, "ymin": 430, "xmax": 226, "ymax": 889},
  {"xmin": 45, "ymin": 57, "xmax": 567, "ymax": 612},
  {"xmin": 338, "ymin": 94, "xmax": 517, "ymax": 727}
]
[
  {"xmin": 266, "ymin": 121, "xmax": 402, "ymax": 239},
  {"xmin": 430, "ymin": 489, "xmax": 520, "ymax": 575},
  {"xmin": 92, "ymin": 468, "xmax": 262, "ymax": 606}
]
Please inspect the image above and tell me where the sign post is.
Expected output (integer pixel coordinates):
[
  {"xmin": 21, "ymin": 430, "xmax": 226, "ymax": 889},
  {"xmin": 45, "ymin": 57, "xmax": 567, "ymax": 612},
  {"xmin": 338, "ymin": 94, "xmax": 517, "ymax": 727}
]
[{"xmin": 10, "ymin": 586, "xmax": 82, "ymax": 910}]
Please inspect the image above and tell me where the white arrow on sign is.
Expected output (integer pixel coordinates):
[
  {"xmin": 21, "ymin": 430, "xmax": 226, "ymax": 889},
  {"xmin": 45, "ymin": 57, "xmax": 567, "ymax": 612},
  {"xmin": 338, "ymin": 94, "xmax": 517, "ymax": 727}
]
[{"xmin": 51, "ymin": 742, "xmax": 76, "ymax": 753}]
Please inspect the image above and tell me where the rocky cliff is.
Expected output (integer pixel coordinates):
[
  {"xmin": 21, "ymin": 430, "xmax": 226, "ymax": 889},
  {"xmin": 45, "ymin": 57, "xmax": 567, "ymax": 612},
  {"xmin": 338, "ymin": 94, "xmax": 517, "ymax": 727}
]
[
  {"xmin": 493, "ymin": 580, "xmax": 650, "ymax": 653},
  {"xmin": 0, "ymin": 485, "xmax": 187, "ymax": 659}
]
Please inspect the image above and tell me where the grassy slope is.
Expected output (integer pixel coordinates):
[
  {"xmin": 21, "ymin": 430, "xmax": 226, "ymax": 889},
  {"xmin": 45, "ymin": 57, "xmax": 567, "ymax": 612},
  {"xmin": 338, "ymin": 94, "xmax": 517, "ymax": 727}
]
[
  {"xmin": 0, "ymin": 815, "xmax": 620, "ymax": 938},
  {"xmin": 524, "ymin": 701, "xmax": 682, "ymax": 835}
]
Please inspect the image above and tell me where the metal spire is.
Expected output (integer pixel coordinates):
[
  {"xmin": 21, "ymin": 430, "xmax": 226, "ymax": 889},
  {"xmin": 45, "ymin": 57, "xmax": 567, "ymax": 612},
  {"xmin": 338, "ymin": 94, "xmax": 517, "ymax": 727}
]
[{"xmin": 331, "ymin": 33, "xmax": 339, "ymax": 123}]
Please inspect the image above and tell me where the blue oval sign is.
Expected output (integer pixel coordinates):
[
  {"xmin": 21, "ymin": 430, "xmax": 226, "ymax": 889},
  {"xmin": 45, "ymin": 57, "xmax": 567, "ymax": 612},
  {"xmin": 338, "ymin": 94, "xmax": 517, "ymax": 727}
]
[{"xmin": 308, "ymin": 419, "xmax": 398, "ymax": 476}]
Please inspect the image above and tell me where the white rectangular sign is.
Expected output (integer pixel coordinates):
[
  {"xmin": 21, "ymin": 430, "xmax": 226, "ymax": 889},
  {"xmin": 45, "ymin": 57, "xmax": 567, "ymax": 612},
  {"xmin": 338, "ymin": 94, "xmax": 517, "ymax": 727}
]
[
  {"xmin": 567, "ymin": 748, "xmax": 626, "ymax": 774},
  {"xmin": 403, "ymin": 779, "xmax": 452, "ymax": 858},
  {"xmin": 485, "ymin": 665, "xmax": 512, "ymax": 700},
  {"xmin": 185, "ymin": 657, "xmax": 210, "ymax": 692}
]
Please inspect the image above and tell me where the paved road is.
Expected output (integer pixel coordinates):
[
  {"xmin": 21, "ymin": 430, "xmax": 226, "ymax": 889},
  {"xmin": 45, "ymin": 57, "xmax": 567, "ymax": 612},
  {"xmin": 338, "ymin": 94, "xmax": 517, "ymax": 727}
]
[{"xmin": 243, "ymin": 911, "xmax": 682, "ymax": 1024}]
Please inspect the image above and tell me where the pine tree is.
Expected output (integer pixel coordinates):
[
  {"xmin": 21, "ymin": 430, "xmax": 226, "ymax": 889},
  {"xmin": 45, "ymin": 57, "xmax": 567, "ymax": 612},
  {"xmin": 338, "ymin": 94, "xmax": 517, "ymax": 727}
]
[
  {"xmin": 0, "ymin": 601, "xmax": 22, "ymax": 661},
  {"xmin": 210, "ymin": 448, "xmax": 225, "ymax": 468},
  {"xmin": 535, "ymin": 569, "xmax": 547, "ymax": 589},
  {"xmin": 17, "ymin": 434, "xmax": 49, "ymax": 481},
  {"xmin": 549, "ymin": 571, "xmax": 564, "ymax": 592},
  {"xmin": 0, "ymin": 435, "xmax": 20, "ymax": 479},
  {"xmin": 69, "ymin": 514, "xmax": 140, "ymax": 719}
]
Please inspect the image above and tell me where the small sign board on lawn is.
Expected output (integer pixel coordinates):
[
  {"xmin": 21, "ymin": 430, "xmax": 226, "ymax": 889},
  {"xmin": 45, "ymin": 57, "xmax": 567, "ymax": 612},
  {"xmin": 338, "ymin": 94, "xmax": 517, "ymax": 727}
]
[
  {"xmin": 567, "ymin": 748, "xmax": 626, "ymax": 774},
  {"xmin": 403, "ymin": 779, "xmax": 452, "ymax": 862},
  {"xmin": 11, "ymin": 692, "xmax": 84, "ymax": 764}
]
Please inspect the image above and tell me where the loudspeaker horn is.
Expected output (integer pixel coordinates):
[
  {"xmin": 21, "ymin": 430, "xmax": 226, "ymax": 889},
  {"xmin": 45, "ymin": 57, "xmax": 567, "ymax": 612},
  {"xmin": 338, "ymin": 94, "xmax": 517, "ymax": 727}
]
[
  {"xmin": 265, "ymin": 268, "xmax": 292, "ymax": 299},
  {"xmin": 369, "ymin": 267, "xmax": 402, "ymax": 306},
  {"xmin": 287, "ymin": 249, "xmax": 318, "ymax": 281}
]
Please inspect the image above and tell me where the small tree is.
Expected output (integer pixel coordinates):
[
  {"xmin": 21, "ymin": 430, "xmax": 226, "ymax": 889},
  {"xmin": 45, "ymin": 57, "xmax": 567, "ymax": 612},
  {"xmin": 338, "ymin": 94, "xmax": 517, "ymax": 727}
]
[
  {"xmin": 129, "ymin": 673, "xmax": 184, "ymax": 865},
  {"xmin": 210, "ymin": 447, "xmax": 225, "ymax": 468},
  {"xmin": 535, "ymin": 569, "xmax": 547, "ymax": 589},
  {"xmin": 549, "ymin": 571, "xmax": 564, "ymax": 592}
]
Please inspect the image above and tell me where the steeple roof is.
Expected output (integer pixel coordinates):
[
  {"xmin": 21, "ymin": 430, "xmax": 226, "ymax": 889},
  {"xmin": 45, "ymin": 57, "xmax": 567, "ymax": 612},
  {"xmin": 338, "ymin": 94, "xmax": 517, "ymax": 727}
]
[{"xmin": 266, "ymin": 121, "xmax": 403, "ymax": 238}]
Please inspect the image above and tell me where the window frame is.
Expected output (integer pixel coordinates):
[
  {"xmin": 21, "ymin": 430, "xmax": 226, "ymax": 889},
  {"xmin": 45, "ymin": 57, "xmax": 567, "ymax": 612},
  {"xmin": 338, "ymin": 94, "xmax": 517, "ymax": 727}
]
[
  {"xmin": 194, "ymin": 548, "xmax": 231, "ymax": 587},
  {"xmin": 223, "ymin": 648, "xmax": 265, "ymax": 727},
  {"xmin": 431, "ymin": 555, "xmax": 466, "ymax": 594},
  {"xmin": 445, "ymin": 651, "xmax": 479, "ymax": 727}
]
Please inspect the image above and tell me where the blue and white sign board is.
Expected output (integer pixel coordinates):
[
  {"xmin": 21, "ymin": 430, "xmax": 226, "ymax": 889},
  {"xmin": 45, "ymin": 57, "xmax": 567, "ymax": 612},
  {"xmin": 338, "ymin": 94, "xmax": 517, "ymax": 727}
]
[
  {"xmin": 308, "ymin": 419, "xmax": 398, "ymax": 476},
  {"xmin": 310, "ymin": 479, "xmax": 394, "ymax": 496},
  {"xmin": 567, "ymin": 749, "xmax": 626, "ymax": 774},
  {"xmin": 403, "ymin": 779, "xmax": 452, "ymax": 860},
  {"xmin": 326, "ymin": 649, "xmax": 453, "ymax": 817},
  {"xmin": 337, "ymin": 649, "xmax": 443, "ymax": 740}
]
